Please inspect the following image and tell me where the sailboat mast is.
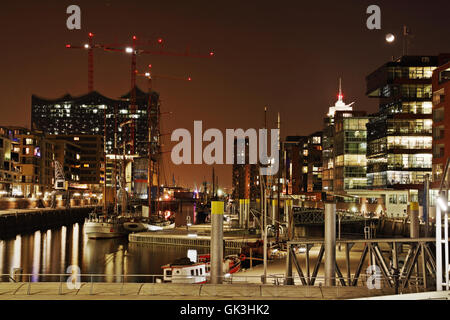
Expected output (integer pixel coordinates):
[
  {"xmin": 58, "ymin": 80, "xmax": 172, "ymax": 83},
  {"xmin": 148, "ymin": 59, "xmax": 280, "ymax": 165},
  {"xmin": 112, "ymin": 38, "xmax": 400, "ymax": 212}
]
[
  {"xmin": 103, "ymin": 105, "xmax": 107, "ymax": 214},
  {"xmin": 276, "ymin": 111, "xmax": 281, "ymax": 242},
  {"xmin": 156, "ymin": 99, "xmax": 161, "ymax": 216},
  {"xmin": 147, "ymin": 66, "xmax": 153, "ymax": 217},
  {"xmin": 113, "ymin": 106, "xmax": 118, "ymax": 214}
]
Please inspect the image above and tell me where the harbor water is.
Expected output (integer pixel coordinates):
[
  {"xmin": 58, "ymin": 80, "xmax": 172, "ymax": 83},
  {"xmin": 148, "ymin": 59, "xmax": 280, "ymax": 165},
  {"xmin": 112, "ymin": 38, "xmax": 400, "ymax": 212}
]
[{"xmin": 0, "ymin": 222, "xmax": 214, "ymax": 283}]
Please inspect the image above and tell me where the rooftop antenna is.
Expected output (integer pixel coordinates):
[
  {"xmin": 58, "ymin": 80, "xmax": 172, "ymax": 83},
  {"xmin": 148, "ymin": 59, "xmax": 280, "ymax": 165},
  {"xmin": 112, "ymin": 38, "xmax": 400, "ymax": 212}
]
[{"xmin": 403, "ymin": 25, "xmax": 411, "ymax": 56}]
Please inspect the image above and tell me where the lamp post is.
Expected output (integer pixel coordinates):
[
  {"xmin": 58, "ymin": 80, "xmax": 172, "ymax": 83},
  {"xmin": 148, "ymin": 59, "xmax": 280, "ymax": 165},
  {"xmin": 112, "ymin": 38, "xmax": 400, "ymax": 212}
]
[{"xmin": 436, "ymin": 194, "xmax": 448, "ymax": 291}]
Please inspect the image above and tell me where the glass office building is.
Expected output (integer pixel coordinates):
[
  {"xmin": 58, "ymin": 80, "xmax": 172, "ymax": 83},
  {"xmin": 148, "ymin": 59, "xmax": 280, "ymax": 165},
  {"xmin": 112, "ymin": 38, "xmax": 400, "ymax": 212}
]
[{"xmin": 366, "ymin": 55, "xmax": 438, "ymax": 190}]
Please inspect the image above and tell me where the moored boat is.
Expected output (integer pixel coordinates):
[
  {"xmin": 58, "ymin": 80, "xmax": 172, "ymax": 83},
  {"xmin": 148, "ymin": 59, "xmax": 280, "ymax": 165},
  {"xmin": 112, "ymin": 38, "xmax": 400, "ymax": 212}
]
[
  {"xmin": 162, "ymin": 254, "xmax": 241, "ymax": 283},
  {"xmin": 84, "ymin": 213, "xmax": 128, "ymax": 239}
]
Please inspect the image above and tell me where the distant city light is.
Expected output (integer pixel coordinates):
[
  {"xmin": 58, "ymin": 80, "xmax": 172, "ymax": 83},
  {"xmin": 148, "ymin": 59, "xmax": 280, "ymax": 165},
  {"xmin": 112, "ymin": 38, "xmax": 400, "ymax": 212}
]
[{"xmin": 125, "ymin": 47, "xmax": 133, "ymax": 53}]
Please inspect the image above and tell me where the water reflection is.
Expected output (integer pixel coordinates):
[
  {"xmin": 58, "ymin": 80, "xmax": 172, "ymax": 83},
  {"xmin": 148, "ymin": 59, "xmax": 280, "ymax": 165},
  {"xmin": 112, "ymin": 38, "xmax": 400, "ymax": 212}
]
[{"xmin": 0, "ymin": 223, "xmax": 233, "ymax": 283}]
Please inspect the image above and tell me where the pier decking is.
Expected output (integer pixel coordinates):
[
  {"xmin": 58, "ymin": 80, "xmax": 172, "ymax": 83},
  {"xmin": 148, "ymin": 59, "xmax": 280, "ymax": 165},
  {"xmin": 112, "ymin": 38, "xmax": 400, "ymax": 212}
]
[{"xmin": 0, "ymin": 282, "xmax": 396, "ymax": 300}]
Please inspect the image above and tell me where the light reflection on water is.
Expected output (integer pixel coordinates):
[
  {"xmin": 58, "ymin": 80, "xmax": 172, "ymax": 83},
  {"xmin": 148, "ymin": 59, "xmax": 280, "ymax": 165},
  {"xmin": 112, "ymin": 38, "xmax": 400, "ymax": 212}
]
[{"xmin": 0, "ymin": 223, "xmax": 223, "ymax": 283}]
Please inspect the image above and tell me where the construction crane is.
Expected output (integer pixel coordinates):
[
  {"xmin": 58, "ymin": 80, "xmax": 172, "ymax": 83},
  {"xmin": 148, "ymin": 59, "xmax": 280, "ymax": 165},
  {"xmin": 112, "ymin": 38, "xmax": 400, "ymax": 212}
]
[
  {"xmin": 65, "ymin": 32, "xmax": 103, "ymax": 92},
  {"xmin": 51, "ymin": 160, "xmax": 69, "ymax": 209},
  {"xmin": 102, "ymin": 35, "xmax": 214, "ymax": 155},
  {"xmin": 136, "ymin": 64, "xmax": 191, "ymax": 216}
]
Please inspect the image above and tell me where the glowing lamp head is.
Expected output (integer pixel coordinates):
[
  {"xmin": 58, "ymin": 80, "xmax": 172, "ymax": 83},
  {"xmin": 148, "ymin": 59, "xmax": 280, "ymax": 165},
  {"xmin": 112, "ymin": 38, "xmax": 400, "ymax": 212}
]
[
  {"xmin": 157, "ymin": 38, "xmax": 163, "ymax": 44},
  {"xmin": 66, "ymin": 44, "xmax": 71, "ymax": 48},
  {"xmin": 386, "ymin": 33, "xmax": 395, "ymax": 43},
  {"xmin": 188, "ymin": 77, "xmax": 192, "ymax": 81},
  {"xmin": 84, "ymin": 44, "xmax": 89, "ymax": 49},
  {"xmin": 132, "ymin": 35, "xmax": 137, "ymax": 40},
  {"xmin": 125, "ymin": 47, "xmax": 133, "ymax": 54},
  {"xmin": 145, "ymin": 72, "xmax": 150, "ymax": 77},
  {"xmin": 88, "ymin": 32, "xmax": 94, "ymax": 37},
  {"xmin": 437, "ymin": 196, "xmax": 448, "ymax": 212},
  {"xmin": 209, "ymin": 51, "xmax": 214, "ymax": 57}
]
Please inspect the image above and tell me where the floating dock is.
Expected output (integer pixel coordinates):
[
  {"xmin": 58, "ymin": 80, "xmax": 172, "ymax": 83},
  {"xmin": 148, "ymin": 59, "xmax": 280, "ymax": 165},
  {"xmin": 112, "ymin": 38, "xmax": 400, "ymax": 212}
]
[{"xmin": 128, "ymin": 225, "xmax": 263, "ymax": 249}]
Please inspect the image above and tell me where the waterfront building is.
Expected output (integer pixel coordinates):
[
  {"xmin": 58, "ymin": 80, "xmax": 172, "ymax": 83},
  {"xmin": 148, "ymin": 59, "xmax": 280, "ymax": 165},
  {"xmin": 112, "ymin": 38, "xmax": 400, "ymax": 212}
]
[
  {"xmin": 231, "ymin": 137, "xmax": 260, "ymax": 201},
  {"xmin": 431, "ymin": 55, "xmax": 450, "ymax": 190},
  {"xmin": 13, "ymin": 130, "xmax": 55, "ymax": 197},
  {"xmin": 283, "ymin": 132, "xmax": 322, "ymax": 199},
  {"xmin": 0, "ymin": 128, "xmax": 15, "ymax": 196},
  {"xmin": 366, "ymin": 55, "xmax": 439, "ymax": 195},
  {"xmin": 283, "ymin": 136, "xmax": 308, "ymax": 195},
  {"xmin": 306, "ymin": 131, "xmax": 323, "ymax": 194},
  {"xmin": 322, "ymin": 79, "xmax": 355, "ymax": 192},
  {"xmin": 31, "ymin": 87, "xmax": 159, "ymax": 158},
  {"xmin": 333, "ymin": 110, "xmax": 370, "ymax": 193},
  {"xmin": 47, "ymin": 134, "xmax": 104, "ymax": 190},
  {"xmin": 46, "ymin": 136, "xmax": 82, "ymax": 189}
]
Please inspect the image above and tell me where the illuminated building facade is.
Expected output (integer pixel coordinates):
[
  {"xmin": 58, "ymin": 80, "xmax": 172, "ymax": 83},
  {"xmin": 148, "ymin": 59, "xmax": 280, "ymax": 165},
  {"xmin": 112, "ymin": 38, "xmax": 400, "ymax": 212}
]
[
  {"xmin": 432, "ymin": 55, "xmax": 450, "ymax": 188},
  {"xmin": 31, "ymin": 87, "xmax": 159, "ymax": 157},
  {"xmin": 366, "ymin": 55, "xmax": 438, "ymax": 191},
  {"xmin": 0, "ymin": 128, "xmax": 15, "ymax": 195},
  {"xmin": 322, "ymin": 80, "xmax": 355, "ymax": 192},
  {"xmin": 14, "ymin": 131, "xmax": 55, "ymax": 197},
  {"xmin": 333, "ymin": 111, "xmax": 369, "ymax": 192}
]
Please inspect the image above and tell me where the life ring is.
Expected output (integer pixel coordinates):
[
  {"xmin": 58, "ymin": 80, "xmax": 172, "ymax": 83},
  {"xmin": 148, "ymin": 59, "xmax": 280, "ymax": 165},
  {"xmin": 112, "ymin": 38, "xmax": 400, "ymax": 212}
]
[{"xmin": 239, "ymin": 254, "xmax": 246, "ymax": 261}]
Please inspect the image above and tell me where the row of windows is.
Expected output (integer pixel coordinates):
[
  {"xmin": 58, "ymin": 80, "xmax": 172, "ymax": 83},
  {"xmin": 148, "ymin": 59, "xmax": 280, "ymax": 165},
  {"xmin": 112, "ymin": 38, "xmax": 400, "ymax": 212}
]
[
  {"xmin": 387, "ymin": 66, "xmax": 436, "ymax": 80},
  {"xmin": 385, "ymin": 101, "xmax": 432, "ymax": 115},
  {"xmin": 386, "ymin": 119, "xmax": 433, "ymax": 135}
]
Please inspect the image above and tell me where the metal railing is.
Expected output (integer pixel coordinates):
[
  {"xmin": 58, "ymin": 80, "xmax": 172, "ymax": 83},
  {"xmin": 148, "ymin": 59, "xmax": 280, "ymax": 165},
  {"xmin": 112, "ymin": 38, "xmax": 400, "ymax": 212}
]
[{"xmin": 0, "ymin": 272, "xmax": 429, "ymax": 297}]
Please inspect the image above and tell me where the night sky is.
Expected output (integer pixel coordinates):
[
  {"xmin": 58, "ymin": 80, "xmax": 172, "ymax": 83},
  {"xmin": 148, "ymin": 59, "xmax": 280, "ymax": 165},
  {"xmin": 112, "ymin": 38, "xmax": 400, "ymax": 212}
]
[{"xmin": 1, "ymin": 0, "xmax": 450, "ymax": 190}]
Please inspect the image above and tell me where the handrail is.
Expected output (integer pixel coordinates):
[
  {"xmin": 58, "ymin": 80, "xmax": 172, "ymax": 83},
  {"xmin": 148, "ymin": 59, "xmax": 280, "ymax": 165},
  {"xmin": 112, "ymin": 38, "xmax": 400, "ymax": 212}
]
[{"xmin": 288, "ymin": 237, "xmax": 440, "ymax": 245}]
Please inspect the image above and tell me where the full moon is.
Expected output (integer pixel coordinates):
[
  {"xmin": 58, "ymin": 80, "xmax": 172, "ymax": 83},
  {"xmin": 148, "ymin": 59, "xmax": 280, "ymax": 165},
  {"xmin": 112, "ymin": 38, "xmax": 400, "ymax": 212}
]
[{"xmin": 386, "ymin": 33, "xmax": 395, "ymax": 43}]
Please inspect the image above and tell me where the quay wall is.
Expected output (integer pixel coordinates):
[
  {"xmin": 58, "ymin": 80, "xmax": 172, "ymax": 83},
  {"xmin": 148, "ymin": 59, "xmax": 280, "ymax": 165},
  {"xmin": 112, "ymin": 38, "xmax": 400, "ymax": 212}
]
[
  {"xmin": 0, "ymin": 198, "xmax": 99, "ymax": 210},
  {"xmin": 0, "ymin": 206, "xmax": 100, "ymax": 239}
]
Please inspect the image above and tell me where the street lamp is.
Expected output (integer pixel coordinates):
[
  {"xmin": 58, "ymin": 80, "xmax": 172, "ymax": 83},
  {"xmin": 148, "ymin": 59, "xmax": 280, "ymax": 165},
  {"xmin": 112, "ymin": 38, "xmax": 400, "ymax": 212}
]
[
  {"xmin": 436, "ymin": 194, "xmax": 449, "ymax": 291},
  {"xmin": 437, "ymin": 196, "xmax": 448, "ymax": 212}
]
